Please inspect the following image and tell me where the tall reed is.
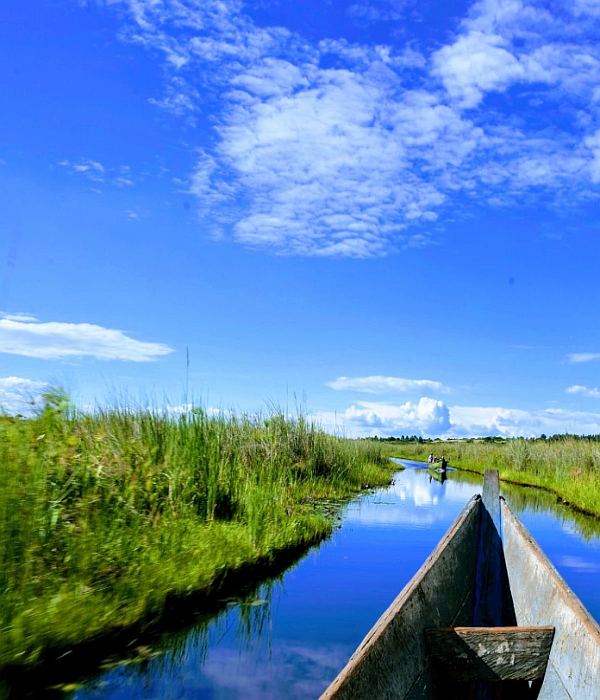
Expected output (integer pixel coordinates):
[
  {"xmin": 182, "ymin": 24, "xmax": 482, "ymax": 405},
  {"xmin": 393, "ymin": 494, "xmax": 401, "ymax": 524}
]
[
  {"xmin": 387, "ymin": 438, "xmax": 600, "ymax": 515},
  {"xmin": 0, "ymin": 392, "xmax": 391, "ymax": 668}
]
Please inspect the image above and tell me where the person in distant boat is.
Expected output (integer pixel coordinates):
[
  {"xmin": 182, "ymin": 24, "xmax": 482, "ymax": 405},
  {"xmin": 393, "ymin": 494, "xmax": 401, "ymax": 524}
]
[
  {"xmin": 427, "ymin": 452, "xmax": 434, "ymax": 464},
  {"xmin": 440, "ymin": 455, "xmax": 447, "ymax": 470}
]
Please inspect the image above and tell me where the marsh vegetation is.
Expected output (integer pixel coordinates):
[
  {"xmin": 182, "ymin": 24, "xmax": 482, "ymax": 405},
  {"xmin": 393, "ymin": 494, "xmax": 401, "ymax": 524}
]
[
  {"xmin": 0, "ymin": 392, "xmax": 391, "ymax": 669},
  {"xmin": 387, "ymin": 438, "xmax": 600, "ymax": 517}
]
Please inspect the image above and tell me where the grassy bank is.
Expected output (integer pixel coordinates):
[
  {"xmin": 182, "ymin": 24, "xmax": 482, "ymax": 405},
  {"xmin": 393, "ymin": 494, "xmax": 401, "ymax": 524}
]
[
  {"xmin": 0, "ymin": 393, "xmax": 392, "ymax": 669},
  {"xmin": 386, "ymin": 439, "xmax": 600, "ymax": 516}
]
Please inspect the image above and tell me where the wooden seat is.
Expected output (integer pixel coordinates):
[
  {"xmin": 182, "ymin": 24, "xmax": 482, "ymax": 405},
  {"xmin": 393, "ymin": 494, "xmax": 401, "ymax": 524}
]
[
  {"xmin": 425, "ymin": 626, "xmax": 555, "ymax": 682},
  {"xmin": 425, "ymin": 471, "xmax": 555, "ymax": 698}
]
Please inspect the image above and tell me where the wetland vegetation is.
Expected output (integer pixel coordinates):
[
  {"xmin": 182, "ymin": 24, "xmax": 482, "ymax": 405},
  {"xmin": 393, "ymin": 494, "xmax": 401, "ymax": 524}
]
[
  {"xmin": 0, "ymin": 391, "xmax": 392, "ymax": 671},
  {"xmin": 388, "ymin": 438, "xmax": 600, "ymax": 518}
]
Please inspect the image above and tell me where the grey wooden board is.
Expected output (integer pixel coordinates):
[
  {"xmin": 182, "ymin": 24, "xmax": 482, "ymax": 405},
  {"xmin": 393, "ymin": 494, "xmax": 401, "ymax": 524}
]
[
  {"xmin": 319, "ymin": 496, "xmax": 480, "ymax": 700},
  {"xmin": 425, "ymin": 626, "xmax": 555, "ymax": 682},
  {"xmin": 502, "ymin": 500, "xmax": 600, "ymax": 700}
]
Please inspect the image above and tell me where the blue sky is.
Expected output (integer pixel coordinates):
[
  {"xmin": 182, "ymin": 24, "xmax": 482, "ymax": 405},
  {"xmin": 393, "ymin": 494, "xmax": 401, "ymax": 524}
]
[{"xmin": 2, "ymin": 0, "xmax": 600, "ymax": 437}]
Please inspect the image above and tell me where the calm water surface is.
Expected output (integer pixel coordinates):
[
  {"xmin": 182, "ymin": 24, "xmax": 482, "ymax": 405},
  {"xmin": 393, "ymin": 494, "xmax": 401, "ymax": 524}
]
[{"xmin": 73, "ymin": 462, "xmax": 600, "ymax": 700}]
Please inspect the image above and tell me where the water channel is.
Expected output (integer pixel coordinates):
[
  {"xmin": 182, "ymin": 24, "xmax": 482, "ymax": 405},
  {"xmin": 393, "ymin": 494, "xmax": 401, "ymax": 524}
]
[{"xmin": 67, "ymin": 461, "xmax": 600, "ymax": 699}]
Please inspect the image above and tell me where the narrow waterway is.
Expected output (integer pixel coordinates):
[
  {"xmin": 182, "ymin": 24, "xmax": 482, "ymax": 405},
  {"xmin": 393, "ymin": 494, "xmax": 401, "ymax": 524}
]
[{"xmin": 69, "ymin": 462, "xmax": 600, "ymax": 699}]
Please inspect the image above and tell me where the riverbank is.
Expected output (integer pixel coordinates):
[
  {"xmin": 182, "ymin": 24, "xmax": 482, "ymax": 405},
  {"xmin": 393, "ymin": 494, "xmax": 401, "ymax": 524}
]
[
  {"xmin": 386, "ymin": 439, "xmax": 600, "ymax": 518},
  {"xmin": 0, "ymin": 393, "xmax": 393, "ymax": 670}
]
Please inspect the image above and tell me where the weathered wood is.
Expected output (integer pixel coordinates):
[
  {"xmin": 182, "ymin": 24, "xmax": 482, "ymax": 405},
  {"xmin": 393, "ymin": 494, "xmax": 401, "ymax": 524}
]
[
  {"xmin": 424, "ymin": 626, "xmax": 555, "ymax": 682},
  {"xmin": 320, "ymin": 486, "xmax": 600, "ymax": 700},
  {"xmin": 482, "ymin": 470, "xmax": 501, "ymax": 533},
  {"xmin": 320, "ymin": 496, "xmax": 481, "ymax": 700},
  {"xmin": 501, "ymin": 500, "xmax": 600, "ymax": 700},
  {"xmin": 474, "ymin": 469, "xmax": 505, "ymax": 628}
]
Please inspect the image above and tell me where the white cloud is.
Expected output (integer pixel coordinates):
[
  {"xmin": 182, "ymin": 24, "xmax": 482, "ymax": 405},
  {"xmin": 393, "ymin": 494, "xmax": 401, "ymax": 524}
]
[
  {"xmin": 0, "ymin": 317, "xmax": 174, "ymax": 362},
  {"xmin": 97, "ymin": 0, "xmax": 600, "ymax": 257},
  {"xmin": 213, "ymin": 74, "xmax": 474, "ymax": 256},
  {"xmin": 566, "ymin": 385, "xmax": 600, "ymax": 398},
  {"xmin": 316, "ymin": 398, "xmax": 600, "ymax": 438},
  {"xmin": 148, "ymin": 75, "xmax": 200, "ymax": 121},
  {"xmin": 432, "ymin": 31, "xmax": 525, "ymax": 108},
  {"xmin": 326, "ymin": 375, "xmax": 449, "ymax": 395},
  {"xmin": 1, "ymin": 312, "xmax": 38, "ymax": 322},
  {"xmin": 319, "ymin": 398, "xmax": 452, "ymax": 435},
  {"xmin": 114, "ymin": 176, "xmax": 134, "ymax": 187},
  {"xmin": 559, "ymin": 555, "xmax": 599, "ymax": 572},
  {"xmin": 448, "ymin": 403, "xmax": 600, "ymax": 438},
  {"xmin": 58, "ymin": 158, "xmax": 136, "ymax": 187},
  {"xmin": 347, "ymin": 2, "xmax": 404, "ymax": 22},
  {"xmin": 0, "ymin": 376, "xmax": 49, "ymax": 414},
  {"xmin": 566, "ymin": 353, "xmax": 600, "ymax": 363},
  {"xmin": 58, "ymin": 158, "xmax": 105, "ymax": 182}
]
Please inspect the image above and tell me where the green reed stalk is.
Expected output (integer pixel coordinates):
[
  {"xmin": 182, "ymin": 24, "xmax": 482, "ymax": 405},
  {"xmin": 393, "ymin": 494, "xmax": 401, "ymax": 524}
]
[
  {"xmin": 0, "ymin": 391, "xmax": 392, "ymax": 668},
  {"xmin": 386, "ymin": 438, "xmax": 600, "ymax": 515}
]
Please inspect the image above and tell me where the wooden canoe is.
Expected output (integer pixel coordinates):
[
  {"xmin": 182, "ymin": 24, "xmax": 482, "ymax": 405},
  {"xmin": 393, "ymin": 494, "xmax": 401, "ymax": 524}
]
[{"xmin": 320, "ymin": 469, "xmax": 600, "ymax": 699}]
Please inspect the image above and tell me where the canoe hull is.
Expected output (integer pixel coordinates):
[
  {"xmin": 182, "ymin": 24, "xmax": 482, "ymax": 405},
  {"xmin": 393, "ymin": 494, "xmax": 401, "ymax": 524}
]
[
  {"xmin": 320, "ymin": 496, "xmax": 480, "ymax": 699},
  {"xmin": 321, "ymin": 486, "xmax": 600, "ymax": 699},
  {"xmin": 502, "ymin": 500, "xmax": 600, "ymax": 699}
]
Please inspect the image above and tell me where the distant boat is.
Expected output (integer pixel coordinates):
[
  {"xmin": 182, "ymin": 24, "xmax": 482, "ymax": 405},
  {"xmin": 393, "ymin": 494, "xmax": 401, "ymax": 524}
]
[{"xmin": 320, "ymin": 470, "xmax": 600, "ymax": 699}]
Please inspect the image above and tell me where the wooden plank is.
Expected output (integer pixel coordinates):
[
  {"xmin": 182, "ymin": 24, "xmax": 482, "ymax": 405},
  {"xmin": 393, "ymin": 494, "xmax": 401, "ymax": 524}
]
[
  {"xmin": 320, "ymin": 495, "xmax": 481, "ymax": 700},
  {"xmin": 474, "ymin": 469, "xmax": 505, "ymax": 628},
  {"xmin": 424, "ymin": 626, "xmax": 555, "ymax": 682},
  {"xmin": 501, "ymin": 500, "xmax": 600, "ymax": 700}
]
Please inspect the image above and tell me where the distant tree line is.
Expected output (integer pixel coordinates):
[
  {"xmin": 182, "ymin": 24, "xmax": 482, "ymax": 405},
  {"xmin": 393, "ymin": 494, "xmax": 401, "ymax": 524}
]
[{"xmin": 360, "ymin": 433, "xmax": 600, "ymax": 443}]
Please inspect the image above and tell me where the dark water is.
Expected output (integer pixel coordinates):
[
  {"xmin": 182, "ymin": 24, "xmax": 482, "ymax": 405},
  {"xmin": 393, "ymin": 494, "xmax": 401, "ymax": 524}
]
[{"xmin": 71, "ymin": 462, "xmax": 600, "ymax": 699}]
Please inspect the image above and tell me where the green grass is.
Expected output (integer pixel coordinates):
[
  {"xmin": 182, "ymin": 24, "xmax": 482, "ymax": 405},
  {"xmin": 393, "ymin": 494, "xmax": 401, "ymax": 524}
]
[
  {"xmin": 0, "ymin": 391, "xmax": 393, "ymax": 669},
  {"xmin": 386, "ymin": 439, "xmax": 600, "ymax": 516}
]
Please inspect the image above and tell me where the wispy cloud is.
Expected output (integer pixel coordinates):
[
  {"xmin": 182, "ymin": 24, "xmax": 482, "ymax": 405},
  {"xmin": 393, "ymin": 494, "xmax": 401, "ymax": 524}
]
[
  {"xmin": 0, "ymin": 312, "xmax": 38, "ymax": 322},
  {"xmin": 58, "ymin": 158, "xmax": 105, "ymax": 181},
  {"xmin": 114, "ymin": 176, "xmax": 134, "ymax": 187},
  {"xmin": 58, "ymin": 158, "xmax": 135, "ymax": 188},
  {"xmin": 559, "ymin": 555, "xmax": 599, "ymax": 572},
  {"xmin": 566, "ymin": 353, "xmax": 600, "ymax": 363},
  {"xmin": 97, "ymin": 0, "xmax": 600, "ymax": 257},
  {"xmin": 0, "ymin": 315, "xmax": 173, "ymax": 362},
  {"xmin": 347, "ymin": 1, "xmax": 413, "ymax": 22},
  {"xmin": 566, "ymin": 385, "xmax": 600, "ymax": 398},
  {"xmin": 326, "ymin": 375, "xmax": 449, "ymax": 395}
]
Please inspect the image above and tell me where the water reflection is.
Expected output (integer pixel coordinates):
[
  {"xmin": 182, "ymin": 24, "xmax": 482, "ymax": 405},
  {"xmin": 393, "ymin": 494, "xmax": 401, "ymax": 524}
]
[{"xmin": 56, "ymin": 465, "xmax": 600, "ymax": 699}]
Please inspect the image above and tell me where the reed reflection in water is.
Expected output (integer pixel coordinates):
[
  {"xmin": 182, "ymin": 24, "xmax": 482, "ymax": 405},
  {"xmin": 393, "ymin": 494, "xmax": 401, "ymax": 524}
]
[{"xmin": 69, "ymin": 465, "xmax": 600, "ymax": 700}]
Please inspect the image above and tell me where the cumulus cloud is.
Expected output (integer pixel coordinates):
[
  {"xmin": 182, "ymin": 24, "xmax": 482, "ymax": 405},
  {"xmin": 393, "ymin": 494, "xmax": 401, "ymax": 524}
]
[
  {"xmin": 0, "ymin": 376, "xmax": 49, "ymax": 414},
  {"xmin": 94, "ymin": 0, "xmax": 600, "ymax": 256},
  {"xmin": 449, "ymin": 404, "xmax": 600, "ymax": 438},
  {"xmin": 432, "ymin": 31, "xmax": 525, "ymax": 108},
  {"xmin": 320, "ymin": 398, "xmax": 452, "ymax": 435},
  {"xmin": 0, "ymin": 316, "xmax": 174, "ymax": 362},
  {"xmin": 566, "ymin": 385, "xmax": 600, "ymax": 398},
  {"xmin": 566, "ymin": 353, "xmax": 600, "ymax": 363},
  {"xmin": 326, "ymin": 375, "xmax": 449, "ymax": 395},
  {"xmin": 316, "ymin": 398, "xmax": 600, "ymax": 438}
]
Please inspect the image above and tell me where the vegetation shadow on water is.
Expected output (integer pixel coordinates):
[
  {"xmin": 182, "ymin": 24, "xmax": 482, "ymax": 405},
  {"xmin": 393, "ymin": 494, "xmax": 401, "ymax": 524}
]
[
  {"xmin": 30, "ymin": 466, "xmax": 600, "ymax": 700},
  {"xmin": 0, "ymin": 389, "xmax": 394, "ymax": 694}
]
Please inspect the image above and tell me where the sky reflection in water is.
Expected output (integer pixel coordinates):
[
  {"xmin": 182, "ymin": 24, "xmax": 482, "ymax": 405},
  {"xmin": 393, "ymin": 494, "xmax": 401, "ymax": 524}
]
[{"xmin": 75, "ymin": 463, "xmax": 600, "ymax": 700}]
